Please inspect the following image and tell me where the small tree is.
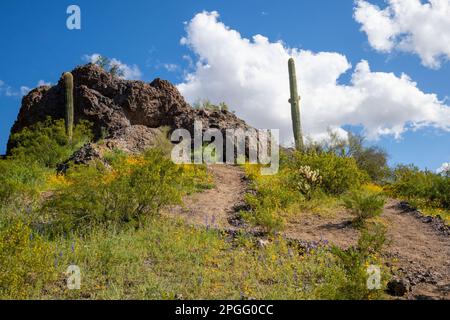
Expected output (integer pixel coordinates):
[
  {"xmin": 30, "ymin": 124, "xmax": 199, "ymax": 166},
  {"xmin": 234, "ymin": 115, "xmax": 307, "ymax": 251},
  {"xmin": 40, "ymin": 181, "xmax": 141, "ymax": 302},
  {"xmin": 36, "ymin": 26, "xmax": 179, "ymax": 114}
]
[{"xmin": 93, "ymin": 55, "xmax": 125, "ymax": 78}]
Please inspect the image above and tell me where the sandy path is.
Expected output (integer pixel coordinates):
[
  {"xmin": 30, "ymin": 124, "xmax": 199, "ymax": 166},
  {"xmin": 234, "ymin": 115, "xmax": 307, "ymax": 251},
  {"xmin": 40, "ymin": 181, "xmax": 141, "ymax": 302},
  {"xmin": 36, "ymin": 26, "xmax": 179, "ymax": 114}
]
[
  {"xmin": 383, "ymin": 199, "xmax": 450, "ymax": 299},
  {"xmin": 164, "ymin": 165, "xmax": 247, "ymax": 229}
]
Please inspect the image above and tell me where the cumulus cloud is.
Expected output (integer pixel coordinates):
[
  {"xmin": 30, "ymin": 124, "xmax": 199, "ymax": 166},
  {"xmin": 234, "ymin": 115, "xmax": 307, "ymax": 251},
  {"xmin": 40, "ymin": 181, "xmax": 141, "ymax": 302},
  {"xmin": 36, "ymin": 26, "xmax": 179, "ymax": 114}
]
[
  {"xmin": 37, "ymin": 80, "xmax": 52, "ymax": 86},
  {"xmin": 20, "ymin": 86, "xmax": 31, "ymax": 96},
  {"xmin": 437, "ymin": 162, "xmax": 450, "ymax": 174},
  {"xmin": 354, "ymin": 0, "xmax": 450, "ymax": 69},
  {"xmin": 177, "ymin": 11, "xmax": 450, "ymax": 144},
  {"xmin": 83, "ymin": 53, "xmax": 142, "ymax": 80}
]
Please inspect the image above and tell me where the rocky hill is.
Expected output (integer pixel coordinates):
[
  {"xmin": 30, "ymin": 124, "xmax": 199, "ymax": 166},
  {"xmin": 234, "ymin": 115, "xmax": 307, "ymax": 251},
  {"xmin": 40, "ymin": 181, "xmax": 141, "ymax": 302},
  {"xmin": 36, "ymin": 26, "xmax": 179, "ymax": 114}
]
[{"xmin": 7, "ymin": 63, "xmax": 253, "ymax": 155}]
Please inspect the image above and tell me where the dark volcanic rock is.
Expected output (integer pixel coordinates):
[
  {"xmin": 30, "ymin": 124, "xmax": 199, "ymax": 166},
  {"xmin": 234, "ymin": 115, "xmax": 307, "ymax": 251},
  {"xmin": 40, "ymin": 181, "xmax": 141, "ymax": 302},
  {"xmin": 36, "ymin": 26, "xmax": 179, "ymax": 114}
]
[
  {"xmin": 7, "ymin": 63, "xmax": 253, "ymax": 155},
  {"xmin": 387, "ymin": 277, "xmax": 410, "ymax": 297},
  {"xmin": 395, "ymin": 201, "xmax": 450, "ymax": 237}
]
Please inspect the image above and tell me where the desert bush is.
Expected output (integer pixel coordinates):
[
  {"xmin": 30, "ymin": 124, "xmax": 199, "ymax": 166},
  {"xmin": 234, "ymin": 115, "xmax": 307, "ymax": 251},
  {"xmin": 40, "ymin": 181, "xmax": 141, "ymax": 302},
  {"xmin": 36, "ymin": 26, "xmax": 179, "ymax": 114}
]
[
  {"xmin": 239, "ymin": 165, "xmax": 305, "ymax": 233},
  {"xmin": 193, "ymin": 99, "xmax": 230, "ymax": 112},
  {"xmin": 286, "ymin": 151, "xmax": 368, "ymax": 195},
  {"xmin": 331, "ymin": 223, "xmax": 388, "ymax": 299},
  {"xmin": 41, "ymin": 149, "xmax": 185, "ymax": 234},
  {"xmin": 389, "ymin": 165, "xmax": 450, "ymax": 210},
  {"xmin": 305, "ymin": 132, "xmax": 389, "ymax": 183},
  {"xmin": 0, "ymin": 159, "xmax": 48, "ymax": 210},
  {"xmin": 9, "ymin": 118, "xmax": 93, "ymax": 168},
  {"xmin": 343, "ymin": 190, "xmax": 385, "ymax": 227},
  {"xmin": 346, "ymin": 134, "xmax": 389, "ymax": 183},
  {"xmin": 41, "ymin": 149, "xmax": 213, "ymax": 235},
  {"xmin": 287, "ymin": 165, "xmax": 322, "ymax": 200},
  {"xmin": 0, "ymin": 220, "xmax": 57, "ymax": 299}
]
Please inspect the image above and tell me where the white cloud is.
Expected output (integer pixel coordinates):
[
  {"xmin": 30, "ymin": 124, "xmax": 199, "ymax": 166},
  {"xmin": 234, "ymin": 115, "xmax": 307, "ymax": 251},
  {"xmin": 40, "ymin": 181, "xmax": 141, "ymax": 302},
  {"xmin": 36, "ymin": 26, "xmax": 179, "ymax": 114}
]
[
  {"xmin": 0, "ymin": 79, "xmax": 52, "ymax": 98},
  {"xmin": 20, "ymin": 86, "xmax": 31, "ymax": 96},
  {"xmin": 177, "ymin": 11, "xmax": 450, "ymax": 144},
  {"xmin": 0, "ymin": 80, "xmax": 18, "ymax": 97},
  {"xmin": 162, "ymin": 63, "xmax": 179, "ymax": 72},
  {"xmin": 37, "ymin": 80, "xmax": 51, "ymax": 86},
  {"xmin": 354, "ymin": 0, "xmax": 450, "ymax": 69},
  {"xmin": 437, "ymin": 162, "xmax": 450, "ymax": 173},
  {"xmin": 83, "ymin": 54, "xmax": 142, "ymax": 80}
]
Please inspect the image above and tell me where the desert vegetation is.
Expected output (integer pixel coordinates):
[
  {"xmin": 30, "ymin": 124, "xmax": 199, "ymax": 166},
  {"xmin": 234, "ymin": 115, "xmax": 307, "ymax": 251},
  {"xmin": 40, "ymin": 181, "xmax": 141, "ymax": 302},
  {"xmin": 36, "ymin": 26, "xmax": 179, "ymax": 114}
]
[
  {"xmin": 1, "ymin": 60, "xmax": 448, "ymax": 300},
  {"xmin": 0, "ymin": 118, "xmax": 395, "ymax": 300}
]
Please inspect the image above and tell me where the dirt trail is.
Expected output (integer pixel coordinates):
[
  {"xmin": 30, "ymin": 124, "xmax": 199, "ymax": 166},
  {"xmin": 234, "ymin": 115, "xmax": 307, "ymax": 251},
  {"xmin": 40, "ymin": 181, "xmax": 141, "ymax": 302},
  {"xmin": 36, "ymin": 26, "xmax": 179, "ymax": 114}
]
[
  {"xmin": 383, "ymin": 199, "xmax": 450, "ymax": 299},
  {"xmin": 166, "ymin": 164, "xmax": 450, "ymax": 299},
  {"xmin": 164, "ymin": 165, "xmax": 247, "ymax": 229}
]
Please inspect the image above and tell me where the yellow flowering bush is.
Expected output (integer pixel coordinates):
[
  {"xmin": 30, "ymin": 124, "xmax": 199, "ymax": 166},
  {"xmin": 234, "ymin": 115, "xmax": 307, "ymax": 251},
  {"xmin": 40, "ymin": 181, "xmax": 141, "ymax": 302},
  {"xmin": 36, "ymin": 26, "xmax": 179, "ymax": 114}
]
[{"xmin": 0, "ymin": 221, "xmax": 57, "ymax": 299}]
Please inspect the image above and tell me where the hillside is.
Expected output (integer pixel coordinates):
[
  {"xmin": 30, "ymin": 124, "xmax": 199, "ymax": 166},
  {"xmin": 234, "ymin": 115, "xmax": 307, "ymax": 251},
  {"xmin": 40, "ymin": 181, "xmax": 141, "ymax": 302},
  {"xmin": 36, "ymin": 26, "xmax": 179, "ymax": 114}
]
[{"xmin": 1, "ymin": 64, "xmax": 449, "ymax": 300}]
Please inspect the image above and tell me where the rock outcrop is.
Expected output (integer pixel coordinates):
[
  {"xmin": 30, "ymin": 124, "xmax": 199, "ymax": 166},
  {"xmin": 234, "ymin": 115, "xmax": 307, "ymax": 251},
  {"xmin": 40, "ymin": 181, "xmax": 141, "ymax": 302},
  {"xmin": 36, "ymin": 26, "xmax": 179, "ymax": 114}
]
[{"xmin": 7, "ymin": 63, "xmax": 253, "ymax": 155}]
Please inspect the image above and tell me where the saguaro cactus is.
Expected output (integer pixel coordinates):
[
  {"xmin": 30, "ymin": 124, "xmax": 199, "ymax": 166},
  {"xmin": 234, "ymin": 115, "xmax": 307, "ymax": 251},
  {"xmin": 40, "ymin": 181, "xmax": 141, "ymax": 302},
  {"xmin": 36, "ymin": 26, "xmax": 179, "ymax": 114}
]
[
  {"xmin": 288, "ymin": 58, "xmax": 304, "ymax": 151},
  {"xmin": 63, "ymin": 72, "xmax": 74, "ymax": 142}
]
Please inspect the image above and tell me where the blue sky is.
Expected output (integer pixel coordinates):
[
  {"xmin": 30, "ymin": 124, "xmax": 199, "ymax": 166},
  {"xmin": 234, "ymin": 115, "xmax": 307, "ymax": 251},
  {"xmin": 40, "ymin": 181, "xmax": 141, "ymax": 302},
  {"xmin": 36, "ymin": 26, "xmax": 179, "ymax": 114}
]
[{"xmin": 1, "ymin": 0, "xmax": 449, "ymax": 171}]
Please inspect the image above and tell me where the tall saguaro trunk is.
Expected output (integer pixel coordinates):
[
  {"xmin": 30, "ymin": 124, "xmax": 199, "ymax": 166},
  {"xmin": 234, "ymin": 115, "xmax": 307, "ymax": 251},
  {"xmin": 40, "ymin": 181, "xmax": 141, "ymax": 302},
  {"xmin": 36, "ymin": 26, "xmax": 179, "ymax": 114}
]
[
  {"xmin": 63, "ymin": 72, "xmax": 74, "ymax": 143},
  {"xmin": 288, "ymin": 58, "xmax": 304, "ymax": 151}
]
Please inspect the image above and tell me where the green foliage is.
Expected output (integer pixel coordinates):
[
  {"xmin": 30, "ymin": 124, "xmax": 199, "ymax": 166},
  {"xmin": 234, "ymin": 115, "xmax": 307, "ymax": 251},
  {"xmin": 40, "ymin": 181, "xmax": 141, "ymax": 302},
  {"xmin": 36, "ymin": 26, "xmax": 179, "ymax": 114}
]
[
  {"xmin": 0, "ymin": 220, "xmax": 57, "ymax": 299},
  {"xmin": 287, "ymin": 165, "xmax": 322, "ymax": 200},
  {"xmin": 287, "ymin": 151, "xmax": 368, "ymax": 195},
  {"xmin": 193, "ymin": 99, "xmax": 230, "ymax": 112},
  {"xmin": 93, "ymin": 55, "xmax": 125, "ymax": 78},
  {"xmin": 288, "ymin": 58, "xmax": 304, "ymax": 151},
  {"xmin": 240, "ymin": 150, "xmax": 367, "ymax": 233},
  {"xmin": 343, "ymin": 190, "xmax": 385, "ymax": 228},
  {"xmin": 9, "ymin": 118, "xmax": 93, "ymax": 168},
  {"xmin": 0, "ymin": 159, "xmax": 48, "ymax": 209},
  {"xmin": 63, "ymin": 72, "xmax": 74, "ymax": 142},
  {"xmin": 239, "ymin": 164, "xmax": 305, "ymax": 233},
  {"xmin": 347, "ymin": 134, "xmax": 389, "ymax": 183},
  {"xmin": 41, "ymin": 149, "xmax": 186, "ymax": 235},
  {"xmin": 305, "ymin": 132, "xmax": 389, "ymax": 183},
  {"xmin": 0, "ymin": 216, "xmax": 386, "ymax": 299},
  {"xmin": 389, "ymin": 165, "xmax": 450, "ymax": 210},
  {"xmin": 331, "ymin": 223, "xmax": 387, "ymax": 299}
]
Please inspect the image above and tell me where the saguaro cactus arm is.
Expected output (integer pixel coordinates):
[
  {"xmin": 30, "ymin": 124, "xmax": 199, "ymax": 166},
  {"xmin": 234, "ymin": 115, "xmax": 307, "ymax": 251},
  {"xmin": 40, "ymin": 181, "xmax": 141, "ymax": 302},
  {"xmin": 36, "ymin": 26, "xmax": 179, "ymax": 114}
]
[
  {"xmin": 288, "ymin": 58, "xmax": 304, "ymax": 151},
  {"xmin": 63, "ymin": 72, "xmax": 74, "ymax": 142}
]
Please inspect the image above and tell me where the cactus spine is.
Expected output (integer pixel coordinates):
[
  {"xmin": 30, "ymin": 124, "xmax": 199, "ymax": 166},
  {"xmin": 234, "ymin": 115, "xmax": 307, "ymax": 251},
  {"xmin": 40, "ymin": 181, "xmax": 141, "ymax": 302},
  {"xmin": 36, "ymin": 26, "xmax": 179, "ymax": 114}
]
[
  {"xmin": 288, "ymin": 58, "xmax": 304, "ymax": 151},
  {"xmin": 63, "ymin": 72, "xmax": 74, "ymax": 142}
]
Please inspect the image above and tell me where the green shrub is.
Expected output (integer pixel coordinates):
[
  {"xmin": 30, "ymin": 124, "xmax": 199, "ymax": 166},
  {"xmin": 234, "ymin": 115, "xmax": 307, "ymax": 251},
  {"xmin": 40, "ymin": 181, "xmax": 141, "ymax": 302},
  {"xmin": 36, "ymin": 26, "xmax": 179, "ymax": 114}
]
[
  {"xmin": 343, "ymin": 190, "xmax": 385, "ymax": 227},
  {"xmin": 239, "ymin": 165, "xmax": 304, "ymax": 233},
  {"xmin": 41, "ymin": 149, "xmax": 184, "ymax": 235},
  {"xmin": 389, "ymin": 165, "xmax": 450, "ymax": 210},
  {"xmin": 9, "ymin": 118, "xmax": 93, "ymax": 168},
  {"xmin": 0, "ymin": 220, "xmax": 57, "ymax": 299},
  {"xmin": 0, "ymin": 159, "xmax": 48, "ymax": 210},
  {"xmin": 346, "ymin": 134, "xmax": 389, "ymax": 183},
  {"xmin": 286, "ymin": 165, "xmax": 322, "ymax": 200},
  {"xmin": 331, "ymin": 223, "xmax": 388, "ymax": 299},
  {"xmin": 286, "ymin": 151, "xmax": 368, "ymax": 195}
]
